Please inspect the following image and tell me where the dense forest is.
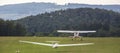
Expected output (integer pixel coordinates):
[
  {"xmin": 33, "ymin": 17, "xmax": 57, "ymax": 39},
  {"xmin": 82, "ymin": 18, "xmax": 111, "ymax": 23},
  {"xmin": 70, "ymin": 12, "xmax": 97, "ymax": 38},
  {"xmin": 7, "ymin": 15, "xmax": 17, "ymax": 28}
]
[
  {"xmin": 17, "ymin": 8, "xmax": 120, "ymax": 37},
  {"xmin": 0, "ymin": 19, "xmax": 26, "ymax": 36}
]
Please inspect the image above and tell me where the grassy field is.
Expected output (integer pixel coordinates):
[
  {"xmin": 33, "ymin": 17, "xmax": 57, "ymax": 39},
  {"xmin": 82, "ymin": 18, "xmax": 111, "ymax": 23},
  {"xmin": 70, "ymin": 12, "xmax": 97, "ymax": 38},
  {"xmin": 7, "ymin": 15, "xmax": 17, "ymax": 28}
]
[{"xmin": 0, "ymin": 37, "xmax": 120, "ymax": 53}]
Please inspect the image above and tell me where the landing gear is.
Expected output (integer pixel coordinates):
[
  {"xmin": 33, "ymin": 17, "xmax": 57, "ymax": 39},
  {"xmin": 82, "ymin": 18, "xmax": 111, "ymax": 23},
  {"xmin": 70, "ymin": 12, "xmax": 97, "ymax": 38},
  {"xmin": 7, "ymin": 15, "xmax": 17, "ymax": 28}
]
[{"xmin": 71, "ymin": 36, "xmax": 83, "ymax": 41}]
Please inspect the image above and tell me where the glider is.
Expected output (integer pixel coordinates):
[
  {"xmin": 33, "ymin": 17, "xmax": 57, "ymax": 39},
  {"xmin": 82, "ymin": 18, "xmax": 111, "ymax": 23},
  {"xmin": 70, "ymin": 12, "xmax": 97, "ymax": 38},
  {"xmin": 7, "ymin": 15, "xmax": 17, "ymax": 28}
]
[{"xmin": 19, "ymin": 40, "xmax": 94, "ymax": 48}]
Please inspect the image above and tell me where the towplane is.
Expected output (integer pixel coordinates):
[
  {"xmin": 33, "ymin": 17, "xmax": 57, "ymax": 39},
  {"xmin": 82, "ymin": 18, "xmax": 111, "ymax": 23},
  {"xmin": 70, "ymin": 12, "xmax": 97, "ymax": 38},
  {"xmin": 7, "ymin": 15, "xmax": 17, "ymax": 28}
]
[{"xmin": 57, "ymin": 30, "xmax": 96, "ymax": 40}]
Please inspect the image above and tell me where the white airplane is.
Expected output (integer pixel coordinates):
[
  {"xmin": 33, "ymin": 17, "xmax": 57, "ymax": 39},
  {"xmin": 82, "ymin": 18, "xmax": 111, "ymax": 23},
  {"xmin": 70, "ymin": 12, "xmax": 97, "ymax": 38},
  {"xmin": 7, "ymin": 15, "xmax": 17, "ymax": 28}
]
[
  {"xmin": 57, "ymin": 30, "xmax": 96, "ymax": 40},
  {"xmin": 19, "ymin": 40, "xmax": 94, "ymax": 48}
]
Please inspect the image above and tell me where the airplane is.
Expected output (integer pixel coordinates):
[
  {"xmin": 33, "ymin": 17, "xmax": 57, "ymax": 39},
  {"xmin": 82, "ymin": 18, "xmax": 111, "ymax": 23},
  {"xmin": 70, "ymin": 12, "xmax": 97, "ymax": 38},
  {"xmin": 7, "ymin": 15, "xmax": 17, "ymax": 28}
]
[
  {"xmin": 57, "ymin": 30, "xmax": 96, "ymax": 40},
  {"xmin": 19, "ymin": 40, "xmax": 94, "ymax": 48}
]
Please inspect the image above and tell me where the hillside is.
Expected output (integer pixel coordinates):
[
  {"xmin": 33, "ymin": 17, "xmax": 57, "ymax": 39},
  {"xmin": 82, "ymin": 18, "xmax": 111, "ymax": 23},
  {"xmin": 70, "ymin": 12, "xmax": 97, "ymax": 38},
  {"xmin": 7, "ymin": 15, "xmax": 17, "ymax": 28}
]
[
  {"xmin": 0, "ymin": 2, "xmax": 120, "ymax": 20},
  {"xmin": 17, "ymin": 8, "xmax": 120, "ymax": 37}
]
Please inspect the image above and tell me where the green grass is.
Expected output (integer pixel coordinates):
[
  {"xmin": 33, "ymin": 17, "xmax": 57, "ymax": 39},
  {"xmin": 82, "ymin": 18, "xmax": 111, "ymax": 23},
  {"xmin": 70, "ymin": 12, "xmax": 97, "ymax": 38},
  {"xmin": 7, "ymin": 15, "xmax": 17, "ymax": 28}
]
[{"xmin": 0, "ymin": 37, "xmax": 120, "ymax": 53}]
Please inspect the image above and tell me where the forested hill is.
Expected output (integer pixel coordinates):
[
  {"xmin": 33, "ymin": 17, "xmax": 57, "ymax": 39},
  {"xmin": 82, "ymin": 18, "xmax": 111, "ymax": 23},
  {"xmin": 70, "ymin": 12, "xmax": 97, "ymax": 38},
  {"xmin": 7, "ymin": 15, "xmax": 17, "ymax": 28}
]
[{"xmin": 17, "ymin": 8, "xmax": 120, "ymax": 37}]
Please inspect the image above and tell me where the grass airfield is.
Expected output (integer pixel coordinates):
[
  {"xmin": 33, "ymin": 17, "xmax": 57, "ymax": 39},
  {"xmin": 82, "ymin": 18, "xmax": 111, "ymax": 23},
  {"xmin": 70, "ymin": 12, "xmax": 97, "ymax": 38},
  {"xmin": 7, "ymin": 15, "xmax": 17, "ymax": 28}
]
[{"xmin": 0, "ymin": 37, "xmax": 120, "ymax": 53}]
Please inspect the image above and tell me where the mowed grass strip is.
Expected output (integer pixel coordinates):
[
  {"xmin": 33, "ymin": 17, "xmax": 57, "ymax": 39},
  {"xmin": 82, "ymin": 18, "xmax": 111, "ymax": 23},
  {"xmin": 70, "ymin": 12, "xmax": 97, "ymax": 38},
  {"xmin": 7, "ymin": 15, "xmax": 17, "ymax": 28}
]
[{"xmin": 0, "ymin": 37, "xmax": 120, "ymax": 53}]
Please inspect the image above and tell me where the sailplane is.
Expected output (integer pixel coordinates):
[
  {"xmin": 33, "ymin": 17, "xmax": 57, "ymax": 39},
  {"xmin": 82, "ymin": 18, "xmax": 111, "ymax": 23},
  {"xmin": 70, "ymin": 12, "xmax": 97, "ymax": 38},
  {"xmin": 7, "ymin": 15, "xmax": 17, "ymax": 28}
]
[{"xmin": 19, "ymin": 40, "xmax": 94, "ymax": 48}]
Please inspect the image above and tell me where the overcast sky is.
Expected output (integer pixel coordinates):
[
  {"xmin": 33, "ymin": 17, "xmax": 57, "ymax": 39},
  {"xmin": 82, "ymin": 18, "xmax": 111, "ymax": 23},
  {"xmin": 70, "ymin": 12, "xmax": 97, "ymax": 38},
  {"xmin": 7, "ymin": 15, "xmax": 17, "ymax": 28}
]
[{"xmin": 0, "ymin": 0, "xmax": 120, "ymax": 6}]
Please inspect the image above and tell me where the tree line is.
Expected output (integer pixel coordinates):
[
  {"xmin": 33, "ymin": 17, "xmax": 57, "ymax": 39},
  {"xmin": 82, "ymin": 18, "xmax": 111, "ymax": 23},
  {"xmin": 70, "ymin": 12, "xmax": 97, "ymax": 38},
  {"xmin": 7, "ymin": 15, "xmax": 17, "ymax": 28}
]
[{"xmin": 0, "ymin": 19, "xmax": 26, "ymax": 36}]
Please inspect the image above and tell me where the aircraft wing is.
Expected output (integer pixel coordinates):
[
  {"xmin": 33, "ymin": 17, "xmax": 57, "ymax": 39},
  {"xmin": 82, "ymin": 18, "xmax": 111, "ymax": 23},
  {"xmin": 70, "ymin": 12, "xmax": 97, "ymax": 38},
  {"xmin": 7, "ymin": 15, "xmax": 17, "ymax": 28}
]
[
  {"xmin": 57, "ymin": 43, "xmax": 94, "ymax": 47},
  {"xmin": 19, "ymin": 40, "xmax": 53, "ymax": 46},
  {"xmin": 57, "ymin": 30, "xmax": 75, "ymax": 33},
  {"xmin": 57, "ymin": 30, "xmax": 96, "ymax": 33}
]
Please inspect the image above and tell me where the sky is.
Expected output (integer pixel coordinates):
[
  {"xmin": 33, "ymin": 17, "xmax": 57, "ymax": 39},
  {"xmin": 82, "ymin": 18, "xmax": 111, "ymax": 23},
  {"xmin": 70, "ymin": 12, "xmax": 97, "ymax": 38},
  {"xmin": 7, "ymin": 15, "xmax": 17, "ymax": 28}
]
[{"xmin": 0, "ymin": 0, "xmax": 120, "ymax": 6}]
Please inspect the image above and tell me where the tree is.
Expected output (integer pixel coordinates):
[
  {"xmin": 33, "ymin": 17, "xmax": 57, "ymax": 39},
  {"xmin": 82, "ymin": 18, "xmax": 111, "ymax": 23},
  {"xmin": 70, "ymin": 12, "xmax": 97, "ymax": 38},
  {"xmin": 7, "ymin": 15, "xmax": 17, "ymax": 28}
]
[{"xmin": 0, "ymin": 19, "xmax": 26, "ymax": 36}]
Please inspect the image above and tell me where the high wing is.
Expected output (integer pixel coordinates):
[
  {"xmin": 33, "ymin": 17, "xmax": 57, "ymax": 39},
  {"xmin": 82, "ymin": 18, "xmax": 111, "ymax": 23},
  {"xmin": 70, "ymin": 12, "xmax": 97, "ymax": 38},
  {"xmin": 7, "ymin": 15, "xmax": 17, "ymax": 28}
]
[
  {"xmin": 19, "ymin": 40, "xmax": 53, "ymax": 46},
  {"xmin": 57, "ymin": 30, "xmax": 96, "ymax": 33},
  {"xmin": 57, "ymin": 43, "xmax": 94, "ymax": 47}
]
